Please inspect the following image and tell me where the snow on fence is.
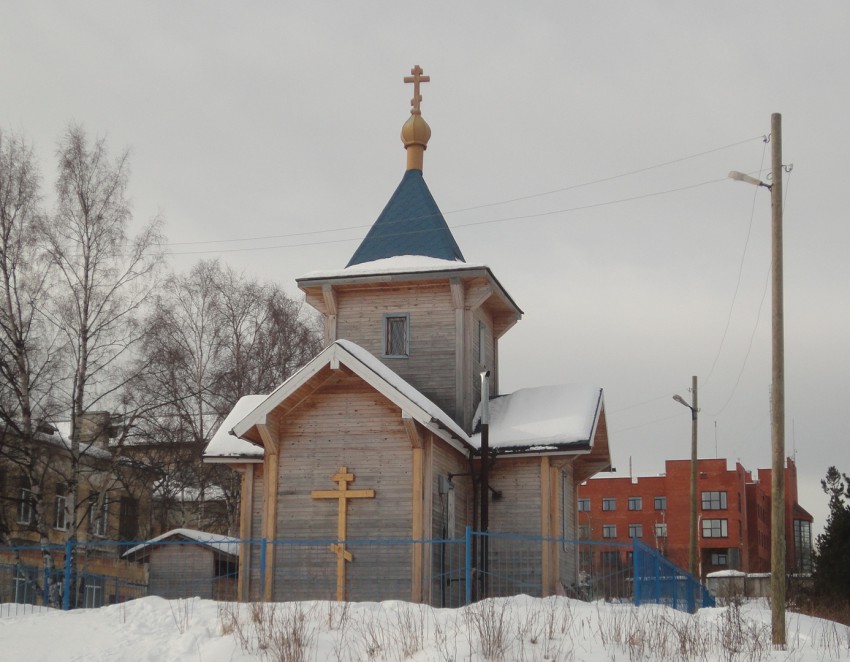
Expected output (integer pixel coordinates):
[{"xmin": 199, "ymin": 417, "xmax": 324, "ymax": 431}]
[{"xmin": 0, "ymin": 530, "xmax": 713, "ymax": 615}]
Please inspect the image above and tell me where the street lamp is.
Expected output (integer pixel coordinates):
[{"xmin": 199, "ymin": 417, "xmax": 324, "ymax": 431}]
[
  {"xmin": 673, "ymin": 376, "xmax": 698, "ymax": 579},
  {"xmin": 728, "ymin": 112, "xmax": 786, "ymax": 647}
]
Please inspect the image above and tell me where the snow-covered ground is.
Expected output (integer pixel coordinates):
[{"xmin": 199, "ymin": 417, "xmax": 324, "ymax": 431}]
[{"xmin": 1, "ymin": 596, "xmax": 848, "ymax": 661}]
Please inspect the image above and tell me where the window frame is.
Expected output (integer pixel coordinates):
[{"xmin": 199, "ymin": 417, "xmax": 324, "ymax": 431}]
[
  {"xmin": 602, "ymin": 524, "xmax": 617, "ymax": 538},
  {"xmin": 89, "ymin": 495, "xmax": 109, "ymax": 538},
  {"xmin": 628, "ymin": 496, "xmax": 642, "ymax": 511},
  {"xmin": 702, "ymin": 518, "xmax": 728, "ymax": 538},
  {"xmin": 701, "ymin": 490, "xmax": 728, "ymax": 511},
  {"xmin": 577, "ymin": 498, "xmax": 590, "ymax": 512},
  {"xmin": 654, "ymin": 496, "xmax": 667, "ymax": 510},
  {"xmin": 54, "ymin": 493, "xmax": 69, "ymax": 531},
  {"xmin": 601, "ymin": 497, "xmax": 616, "ymax": 512},
  {"xmin": 655, "ymin": 522, "xmax": 667, "ymax": 538},
  {"xmin": 477, "ymin": 319, "xmax": 487, "ymax": 365},
  {"xmin": 710, "ymin": 552, "xmax": 728, "ymax": 566},
  {"xmin": 382, "ymin": 313, "xmax": 410, "ymax": 358},
  {"xmin": 628, "ymin": 523, "xmax": 643, "ymax": 539},
  {"xmin": 17, "ymin": 488, "xmax": 34, "ymax": 525}
]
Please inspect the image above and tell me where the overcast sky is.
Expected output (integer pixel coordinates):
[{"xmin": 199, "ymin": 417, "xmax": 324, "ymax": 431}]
[{"xmin": 3, "ymin": 2, "xmax": 847, "ymax": 535}]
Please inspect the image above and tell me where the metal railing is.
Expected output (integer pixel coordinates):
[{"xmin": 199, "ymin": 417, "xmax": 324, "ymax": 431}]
[{"xmin": 0, "ymin": 531, "xmax": 713, "ymax": 613}]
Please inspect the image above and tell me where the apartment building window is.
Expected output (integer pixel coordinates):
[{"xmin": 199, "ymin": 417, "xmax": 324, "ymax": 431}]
[
  {"xmin": 710, "ymin": 552, "xmax": 728, "ymax": 566},
  {"xmin": 383, "ymin": 313, "xmax": 409, "ymax": 358},
  {"xmin": 628, "ymin": 496, "xmax": 642, "ymax": 511},
  {"xmin": 793, "ymin": 519, "xmax": 813, "ymax": 574},
  {"xmin": 119, "ymin": 497, "xmax": 139, "ymax": 541},
  {"xmin": 17, "ymin": 488, "xmax": 34, "ymax": 525},
  {"xmin": 578, "ymin": 524, "xmax": 591, "ymax": 540},
  {"xmin": 628, "ymin": 524, "xmax": 643, "ymax": 538},
  {"xmin": 702, "ymin": 518, "xmax": 728, "ymax": 538},
  {"xmin": 655, "ymin": 523, "xmax": 667, "ymax": 538},
  {"xmin": 602, "ymin": 524, "xmax": 617, "ymax": 538},
  {"xmin": 654, "ymin": 496, "xmax": 667, "ymax": 510},
  {"xmin": 578, "ymin": 498, "xmax": 590, "ymax": 512},
  {"xmin": 89, "ymin": 495, "xmax": 108, "ymax": 537},
  {"xmin": 701, "ymin": 491, "xmax": 727, "ymax": 510},
  {"xmin": 54, "ymin": 487, "xmax": 69, "ymax": 531},
  {"xmin": 602, "ymin": 497, "xmax": 616, "ymax": 511}
]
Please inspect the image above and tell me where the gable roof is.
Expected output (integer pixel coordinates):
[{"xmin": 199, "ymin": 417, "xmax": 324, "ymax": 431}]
[
  {"xmin": 223, "ymin": 340, "xmax": 472, "ymax": 455},
  {"xmin": 123, "ymin": 528, "xmax": 239, "ymax": 559},
  {"xmin": 346, "ymin": 169, "xmax": 465, "ymax": 267}
]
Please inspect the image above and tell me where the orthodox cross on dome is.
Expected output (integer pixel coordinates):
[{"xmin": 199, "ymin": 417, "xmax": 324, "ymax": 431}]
[
  {"xmin": 311, "ymin": 466, "xmax": 375, "ymax": 601},
  {"xmin": 404, "ymin": 65, "xmax": 430, "ymax": 115}
]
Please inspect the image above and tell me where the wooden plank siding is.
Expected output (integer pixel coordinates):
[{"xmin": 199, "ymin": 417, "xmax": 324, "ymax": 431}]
[
  {"xmin": 484, "ymin": 456, "xmax": 544, "ymax": 597},
  {"xmin": 429, "ymin": 438, "xmax": 473, "ymax": 607},
  {"xmin": 267, "ymin": 374, "xmax": 416, "ymax": 602},
  {"xmin": 334, "ymin": 283, "xmax": 459, "ymax": 423},
  {"xmin": 149, "ymin": 545, "xmax": 215, "ymax": 599}
]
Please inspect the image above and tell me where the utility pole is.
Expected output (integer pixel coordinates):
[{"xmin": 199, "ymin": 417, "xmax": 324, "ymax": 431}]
[
  {"xmin": 769, "ymin": 112, "xmax": 786, "ymax": 648},
  {"xmin": 728, "ymin": 114, "xmax": 786, "ymax": 647},
  {"xmin": 674, "ymin": 378, "xmax": 698, "ymax": 578}
]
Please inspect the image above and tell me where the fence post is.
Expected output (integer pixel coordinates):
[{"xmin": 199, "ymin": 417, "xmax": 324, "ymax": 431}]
[
  {"xmin": 464, "ymin": 526, "xmax": 472, "ymax": 606},
  {"xmin": 62, "ymin": 539, "xmax": 72, "ymax": 611},
  {"xmin": 633, "ymin": 541, "xmax": 640, "ymax": 607}
]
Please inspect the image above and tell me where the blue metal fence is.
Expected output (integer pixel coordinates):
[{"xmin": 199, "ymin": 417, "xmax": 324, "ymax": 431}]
[{"xmin": 0, "ymin": 531, "xmax": 713, "ymax": 613}]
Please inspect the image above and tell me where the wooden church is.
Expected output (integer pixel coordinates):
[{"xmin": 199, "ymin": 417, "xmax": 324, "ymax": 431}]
[{"xmin": 204, "ymin": 66, "xmax": 611, "ymax": 605}]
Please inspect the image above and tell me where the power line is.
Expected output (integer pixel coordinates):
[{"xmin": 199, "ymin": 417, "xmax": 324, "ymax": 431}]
[
  {"xmin": 166, "ymin": 175, "xmax": 730, "ymax": 256},
  {"xmin": 165, "ymin": 135, "xmax": 765, "ymax": 248}
]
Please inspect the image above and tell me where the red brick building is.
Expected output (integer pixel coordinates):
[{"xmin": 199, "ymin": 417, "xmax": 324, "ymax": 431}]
[{"xmin": 577, "ymin": 457, "xmax": 813, "ymax": 578}]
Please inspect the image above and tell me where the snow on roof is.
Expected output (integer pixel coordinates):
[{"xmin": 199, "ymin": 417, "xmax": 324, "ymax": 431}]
[
  {"xmin": 706, "ymin": 570, "xmax": 747, "ymax": 578},
  {"xmin": 225, "ymin": 341, "xmax": 471, "ymax": 453},
  {"xmin": 299, "ymin": 255, "xmax": 485, "ymax": 280},
  {"xmin": 470, "ymin": 384, "xmax": 602, "ymax": 451},
  {"xmin": 123, "ymin": 528, "xmax": 239, "ymax": 558},
  {"xmin": 202, "ymin": 394, "xmax": 267, "ymax": 459},
  {"xmin": 31, "ymin": 421, "xmax": 113, "ymax": 460}
]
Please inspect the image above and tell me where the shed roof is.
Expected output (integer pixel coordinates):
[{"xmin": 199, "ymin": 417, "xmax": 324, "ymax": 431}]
[{"xmin": 471, "ymin": 384, "xmax": 605, "ymax": 453}]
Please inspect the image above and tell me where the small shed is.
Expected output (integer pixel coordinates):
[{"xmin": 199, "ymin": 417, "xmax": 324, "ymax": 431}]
[{"xmin": 124, "ymin": 528, "xmax": 238, "ymax": 600}]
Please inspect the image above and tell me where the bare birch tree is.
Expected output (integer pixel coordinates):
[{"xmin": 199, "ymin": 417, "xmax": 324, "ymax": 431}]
[
  {"xmin": 0, "ymin": 129, "xmax": 72, "ymax": 601},
  {"xmin": 43, "ymin": 125, "xmax": 163, "ymax": 544},
  {"xmin": 134, "ymin": 260, "xmax": 321, "ymax": 534}
]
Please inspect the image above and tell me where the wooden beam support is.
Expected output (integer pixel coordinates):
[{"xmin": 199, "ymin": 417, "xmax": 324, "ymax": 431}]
[
  {"xmin": 322, "ymin": 284, "xmax": 338, "ymax": 343},
  {"xmin": 237, "ymin": 466, "xmax": 254, "ymax": 601},
  {"xmin": 258, "ymin": 423, "xmax": 279, "ymax": 601},
  {"xmin": 540, "ymin": 456, "xmax": 551, "ymax": 597},
  {"xmin": 465, "ymin": 284, "xmax": 493, "ymax": 312},
  {"xmin": 451, "ymin": 278, "xmax": 465, "ymax": 424},
  {"xmin": 402, "ymin": 413, "xmax": 424, "ymax": 449},
  {"xmin": 411, "ymin": 444, "xmax": 424, "ymax": 602}
]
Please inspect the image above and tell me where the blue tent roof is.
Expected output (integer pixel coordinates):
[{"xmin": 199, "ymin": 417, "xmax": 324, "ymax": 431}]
[{"xmin": 346, "ymin": 169, "xmax": 465, "ymax": 267}]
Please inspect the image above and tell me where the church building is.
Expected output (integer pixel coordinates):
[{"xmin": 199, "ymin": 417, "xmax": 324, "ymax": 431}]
[{"xmin": 204, "ymin": 66, "xmax": 611, "ymax": 605}]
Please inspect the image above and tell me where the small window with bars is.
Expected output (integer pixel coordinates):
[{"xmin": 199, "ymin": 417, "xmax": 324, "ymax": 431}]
[{"xmin": 383, "ymin": 314, "xmax": 409, "ymax": 357}]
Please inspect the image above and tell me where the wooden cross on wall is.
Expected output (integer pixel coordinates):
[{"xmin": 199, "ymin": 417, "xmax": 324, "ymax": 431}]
[
  {"xmin": 311, "ymin": 466, "xmax": 375, "ymax": 601},
  {"xmin": 404, "ymin": 65, "xmax": 430, "ymax": 115}
]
